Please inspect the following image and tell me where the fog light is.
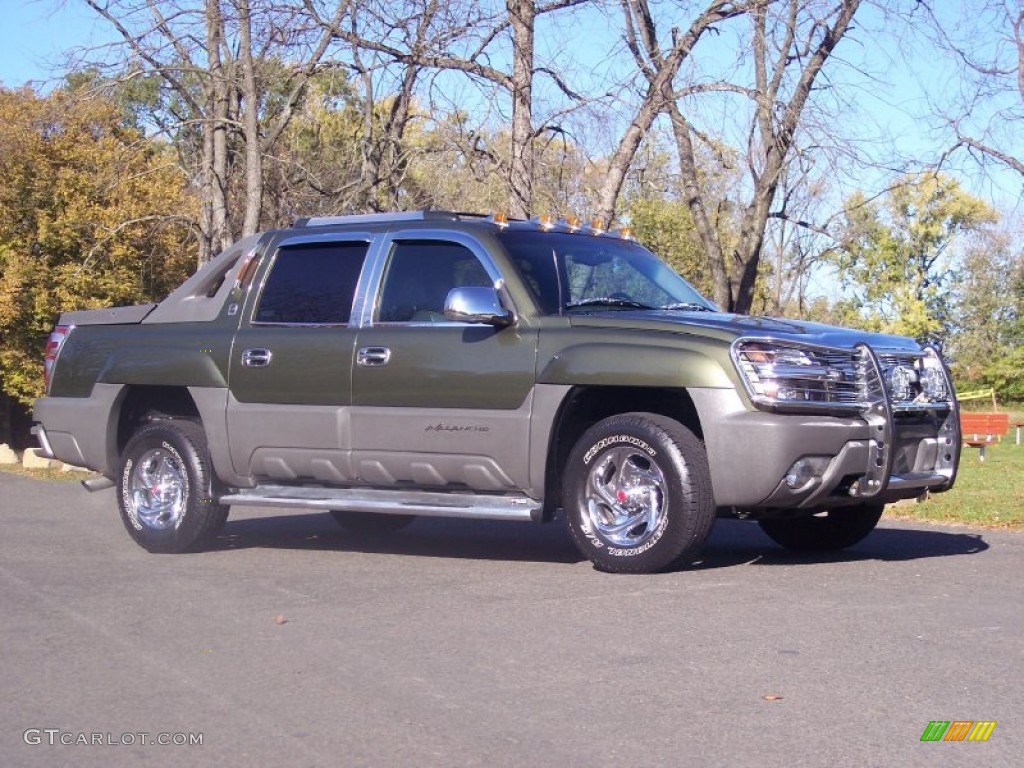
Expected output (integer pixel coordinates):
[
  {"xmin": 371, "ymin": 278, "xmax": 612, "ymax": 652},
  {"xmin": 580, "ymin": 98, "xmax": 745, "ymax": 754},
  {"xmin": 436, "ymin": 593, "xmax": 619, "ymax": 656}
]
[
  {"xmin": 918, "ymin": 366, "xmax": 948, "ymax": 401},
  {"xmin": 784, "ymin": 457, "xmax": 830, "ymax": 491}
]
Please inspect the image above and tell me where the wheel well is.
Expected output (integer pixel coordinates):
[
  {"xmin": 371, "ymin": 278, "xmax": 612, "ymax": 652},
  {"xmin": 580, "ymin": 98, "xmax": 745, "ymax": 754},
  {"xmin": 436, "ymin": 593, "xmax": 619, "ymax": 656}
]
[
  {"xmin": 116, "ymin": 386, "xmax": 201, "ymax": 456},
  {"xmin": 543, "ymin": 386, "xmax": 704, "ymax": 518}
]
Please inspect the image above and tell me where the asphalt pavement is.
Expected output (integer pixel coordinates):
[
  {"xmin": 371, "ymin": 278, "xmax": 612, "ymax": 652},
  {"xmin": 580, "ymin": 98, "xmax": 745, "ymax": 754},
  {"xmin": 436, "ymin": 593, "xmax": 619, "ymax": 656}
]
[{"xmin": 1, "ymin": 472, "xmax": 1020, "ymax": 767}]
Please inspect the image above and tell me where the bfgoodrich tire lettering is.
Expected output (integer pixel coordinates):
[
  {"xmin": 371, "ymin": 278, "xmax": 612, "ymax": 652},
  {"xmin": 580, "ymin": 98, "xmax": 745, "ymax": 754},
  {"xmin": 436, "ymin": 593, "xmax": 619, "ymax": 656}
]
[
  {"xmin": 758, "ymin": 504, "xmax": 884, "ymax": 552},
  {"xmin": 563, "ymin": 413, "xmax": 715, "ymax": 574},
  {"xmin": 117, "ymin": 420, "xmax": 229, "ymax": 553}
]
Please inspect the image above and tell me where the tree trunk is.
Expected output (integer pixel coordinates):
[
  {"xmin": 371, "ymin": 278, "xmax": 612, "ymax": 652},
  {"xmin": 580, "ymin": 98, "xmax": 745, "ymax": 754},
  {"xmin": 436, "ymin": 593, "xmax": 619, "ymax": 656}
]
[
  {"xmin": 595, "ymin": 0, "xmax": 747, "ymax": 227},
  {"xmin": 236, "ymin": 0, "xmax": 263, "ymax": 236},
  {"xmin": 507, "ymin": 0, "xmax": 536, "ymax": 219},
  {"xmin": 594, "ymin": 91, "xmax": 667, "ymax": 228},
  {"xmin": 207, "ymin": 0, "xmax": 231, "ymax": 256},
  {"xmin": 667, "ymin": 103, "xmax": 731, "ymax": 310},
  {"xmin": 199, "ymin": 110, "xmax": 215, "ymax": 266},
  {"xmin": 385, "ymin": 64, "xmax": 419, "ymax": 209}
]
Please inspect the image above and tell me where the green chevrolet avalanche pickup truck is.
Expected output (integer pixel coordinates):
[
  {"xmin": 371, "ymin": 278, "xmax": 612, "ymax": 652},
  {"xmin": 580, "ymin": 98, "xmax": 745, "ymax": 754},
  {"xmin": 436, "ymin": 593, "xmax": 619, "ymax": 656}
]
[{"xmin": 32, "ymin": 210, "xmax": 961, "ymax": 573}]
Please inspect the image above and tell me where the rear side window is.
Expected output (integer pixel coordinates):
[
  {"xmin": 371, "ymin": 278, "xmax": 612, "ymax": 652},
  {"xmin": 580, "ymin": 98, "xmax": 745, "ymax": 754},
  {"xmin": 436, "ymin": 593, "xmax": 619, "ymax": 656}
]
[{"xmin": 255, "ymin": 242, "xmax": 368, "ymax": 324}]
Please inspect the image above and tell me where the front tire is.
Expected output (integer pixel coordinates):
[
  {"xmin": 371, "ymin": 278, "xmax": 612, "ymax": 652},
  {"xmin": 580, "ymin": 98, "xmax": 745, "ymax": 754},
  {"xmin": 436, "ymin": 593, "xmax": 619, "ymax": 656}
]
[
  {"xmin": 758, "ymin": 504, "xmax": 884, "ymax": 552},
  {"xmin": 562, "ymin": 413, "xmax": 715, "ymax": 574},
  {"xmin": 117, "ymin": 420, "xmax": 229, "ymax": 553}
]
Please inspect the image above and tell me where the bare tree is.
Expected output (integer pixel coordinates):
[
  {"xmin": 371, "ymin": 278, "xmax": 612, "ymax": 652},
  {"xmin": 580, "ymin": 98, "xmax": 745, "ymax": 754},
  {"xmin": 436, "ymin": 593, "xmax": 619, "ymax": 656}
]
[
  {"xmin": 600, "ymin": 0, "xmax": 863, "ymax": 313},
  {"xmin": 309, "ymin": 0, "xmax": 445, "ymax": 211},
  {"xmin": 82, "ymin": 0, "xmax": 345, "ymax": 265},
  {"xmin": 922, "ymin": 0, "xmax": 1024, "ymax": 179},
  {"xmin": 761, "ymin": 155, "xmax": 836, "ymax": 316},
  {"xmin": 594, "ymin": 1, "xmax": 753, "ymax": 228},
  {"xmin": 308, "ymin": 0, "xmax": 590, "ymax": 218}
]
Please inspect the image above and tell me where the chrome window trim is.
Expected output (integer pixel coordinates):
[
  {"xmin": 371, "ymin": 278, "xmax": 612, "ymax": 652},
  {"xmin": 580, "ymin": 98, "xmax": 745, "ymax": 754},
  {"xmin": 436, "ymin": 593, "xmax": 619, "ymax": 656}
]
[
  {"xmin": 249, "ymin": 235, "xmax": 375, "ymax": 328},
  {"xmin": 248, "ymin": 321, "xmax": 354, "ymax": 328},
  {"xmin": 371, "ymin": 321, "xmax": 479, "ymax": 328},
  {"xmin": 275, "ymin": 231, "xmax": 375, "ymax": 247},
  {"xmin": 355, "ymin": 228, "xmax": 509, "ymax": 329}
]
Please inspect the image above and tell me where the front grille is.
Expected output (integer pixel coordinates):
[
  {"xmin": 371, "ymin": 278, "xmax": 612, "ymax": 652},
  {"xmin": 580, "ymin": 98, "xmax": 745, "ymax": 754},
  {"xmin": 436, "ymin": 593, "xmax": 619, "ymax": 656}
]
[{"xmin": 804, "ymin": 349, "xmax": 865, "ymax": 406}]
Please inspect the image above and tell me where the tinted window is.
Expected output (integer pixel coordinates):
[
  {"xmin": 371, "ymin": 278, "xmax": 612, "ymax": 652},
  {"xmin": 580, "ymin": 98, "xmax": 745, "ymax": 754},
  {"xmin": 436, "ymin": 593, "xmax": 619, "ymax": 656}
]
[
  {"xmin": 497, "ymin": 230, "xmax": 712, "ymax": 314},
  {"xmin": 377, "ymin": 240, "xmax": 491, "ymax": 322},
  {"xmin": 255, "ymin": 242, "xmax": 368, "ymax": 324},
  {"xmin": 564, "ymin": 251, "xmax": 676, "ymax": 307}
]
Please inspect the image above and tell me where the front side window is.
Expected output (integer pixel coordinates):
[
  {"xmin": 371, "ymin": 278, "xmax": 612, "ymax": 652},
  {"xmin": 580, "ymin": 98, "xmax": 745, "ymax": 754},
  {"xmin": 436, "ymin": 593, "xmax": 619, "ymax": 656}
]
[
  {"xmin": 255, "ymin": 241, "xmax": 368, "ymax": 324},
  {"xmin": 377, "ymin": 240, "xmax": 492, "ymax": 322}
]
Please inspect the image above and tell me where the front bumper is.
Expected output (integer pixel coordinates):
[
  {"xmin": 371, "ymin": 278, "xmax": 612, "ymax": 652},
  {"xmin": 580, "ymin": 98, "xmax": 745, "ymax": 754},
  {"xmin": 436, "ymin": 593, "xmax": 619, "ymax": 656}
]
[
  {"xmin": 693, "ymin": 348, "xmax": 960, "ymax": 511},
  {"xmin": 755, "ymin": 418, "xmax": 958, "ymax": 509}
]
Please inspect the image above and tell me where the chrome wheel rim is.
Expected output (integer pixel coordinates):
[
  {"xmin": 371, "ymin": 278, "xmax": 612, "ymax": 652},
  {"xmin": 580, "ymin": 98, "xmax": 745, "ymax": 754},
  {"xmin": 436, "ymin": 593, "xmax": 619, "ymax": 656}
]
[
  {"xmin": 129, "ymin": 448, "xmax": 186, "ymax": 530},
  {"xmin": 584, "ymin": 446, "xmax": 667, "ymax": 547}
]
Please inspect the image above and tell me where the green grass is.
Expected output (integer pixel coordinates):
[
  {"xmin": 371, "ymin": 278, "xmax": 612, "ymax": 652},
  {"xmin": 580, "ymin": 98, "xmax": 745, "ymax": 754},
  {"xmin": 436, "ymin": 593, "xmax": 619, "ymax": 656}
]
[
  {"xmin": 0, "ymin": 448, "xmax": 96, "ymax": 483},
  {"xmin": 887, "ymin": 435, "xmax": 1024, "ymax": 530},
  {"xmin": 0, "ymin": 463, "xmax": 90, "ymax": 482}
]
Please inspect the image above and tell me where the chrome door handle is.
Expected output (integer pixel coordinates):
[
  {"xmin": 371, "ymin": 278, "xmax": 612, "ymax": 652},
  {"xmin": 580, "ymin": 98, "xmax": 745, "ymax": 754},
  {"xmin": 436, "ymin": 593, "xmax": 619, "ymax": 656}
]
[
  {"xmin": 357, "ymin": 346, "xmax": 391, "ymax": 367},
  {"xmin": 241, "ymin": 348, "xmax": 273, "ymax": 367}
]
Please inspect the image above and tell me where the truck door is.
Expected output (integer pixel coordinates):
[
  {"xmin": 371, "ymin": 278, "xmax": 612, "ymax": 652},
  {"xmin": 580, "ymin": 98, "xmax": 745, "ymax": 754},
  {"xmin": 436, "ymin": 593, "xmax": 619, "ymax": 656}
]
[
  {"xmin": 226, "ymin": 237, "xmax": 369, "ymax": 482},
  {"xmin": 350, "ymin": 234, "xmax": 538, "ymax": 491}
]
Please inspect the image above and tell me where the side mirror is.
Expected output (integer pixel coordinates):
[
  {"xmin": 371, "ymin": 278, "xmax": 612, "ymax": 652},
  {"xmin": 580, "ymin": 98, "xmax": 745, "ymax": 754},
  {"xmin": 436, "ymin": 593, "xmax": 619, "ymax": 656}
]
[{"xmin": 444, "ymin": 286, "xmax": 515, "ymax": 327}]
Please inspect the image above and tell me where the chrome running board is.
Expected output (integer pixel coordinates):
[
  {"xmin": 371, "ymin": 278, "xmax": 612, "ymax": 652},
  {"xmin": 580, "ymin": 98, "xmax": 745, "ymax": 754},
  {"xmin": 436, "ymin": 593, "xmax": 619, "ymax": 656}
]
[{"xmin": 219, "ymin": 484, "xmax": 541, "ymax": 522}]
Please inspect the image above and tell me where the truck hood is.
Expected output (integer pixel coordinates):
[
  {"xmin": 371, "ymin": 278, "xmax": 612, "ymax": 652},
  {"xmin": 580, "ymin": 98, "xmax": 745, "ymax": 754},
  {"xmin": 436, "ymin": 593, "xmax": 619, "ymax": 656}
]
[{"xmin": 568, "ymin": 310, "xmax": 922, "ymax": 352}]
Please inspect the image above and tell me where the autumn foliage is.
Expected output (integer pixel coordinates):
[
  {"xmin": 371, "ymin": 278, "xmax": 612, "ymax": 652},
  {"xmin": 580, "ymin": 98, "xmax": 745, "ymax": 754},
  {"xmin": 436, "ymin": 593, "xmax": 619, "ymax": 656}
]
[{"xmin": 0, "ymin": 87, "xmax": 195, "ymax": 406}]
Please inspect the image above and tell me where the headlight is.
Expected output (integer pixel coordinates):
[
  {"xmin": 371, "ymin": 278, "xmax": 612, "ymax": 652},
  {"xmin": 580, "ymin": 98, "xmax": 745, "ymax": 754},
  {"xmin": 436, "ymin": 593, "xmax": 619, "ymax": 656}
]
[
  {"xmin": 734, "ymin": 339, "xmax": 955, "ymax": 413},
  {"xmin": 731, "ymin": 340, "xmax": 864, "ymax": 410}
]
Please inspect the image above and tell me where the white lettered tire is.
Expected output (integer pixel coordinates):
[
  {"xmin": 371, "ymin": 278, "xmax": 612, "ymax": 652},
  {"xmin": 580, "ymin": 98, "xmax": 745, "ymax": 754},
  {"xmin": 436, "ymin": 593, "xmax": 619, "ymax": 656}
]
[
  {"xmin": 562, "ymin": 413, "xmax": 715, "ymax": 573},
  {"xmin": 117, "ymin": 420, "xmax": 229, "ymax": 553}
]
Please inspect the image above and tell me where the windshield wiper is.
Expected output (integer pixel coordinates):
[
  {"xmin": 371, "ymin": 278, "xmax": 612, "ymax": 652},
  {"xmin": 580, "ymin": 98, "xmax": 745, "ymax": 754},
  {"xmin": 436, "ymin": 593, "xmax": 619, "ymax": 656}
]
[
  {"xmin": 660, "ymin": 302, "xmax": 715, "ymax": 312},
  {"xmin": 565, "ymin": 297, "xmax": 655, "ymax": 310}
]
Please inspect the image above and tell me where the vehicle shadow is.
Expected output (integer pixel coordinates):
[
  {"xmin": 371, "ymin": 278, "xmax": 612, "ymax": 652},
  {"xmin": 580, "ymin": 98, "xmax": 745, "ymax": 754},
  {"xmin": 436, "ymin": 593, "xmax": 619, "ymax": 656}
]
[
  {"xmin": 209, "ymin": 512, "xmax": 991, "ymax": 569},
  {"xmin": 211, "ymin": 512, "xmax": 585, "ymax": 564},
  {"xmin": 691, "ymin": 518, "xmax": 990, "ymax": 570}
]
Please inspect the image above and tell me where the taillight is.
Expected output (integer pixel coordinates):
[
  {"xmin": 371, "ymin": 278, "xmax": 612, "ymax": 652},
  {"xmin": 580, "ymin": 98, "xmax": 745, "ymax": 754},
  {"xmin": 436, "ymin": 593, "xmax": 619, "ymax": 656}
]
[{"xmin": 43, "ymin": 325, "xmax": 72, "ymax": 393}]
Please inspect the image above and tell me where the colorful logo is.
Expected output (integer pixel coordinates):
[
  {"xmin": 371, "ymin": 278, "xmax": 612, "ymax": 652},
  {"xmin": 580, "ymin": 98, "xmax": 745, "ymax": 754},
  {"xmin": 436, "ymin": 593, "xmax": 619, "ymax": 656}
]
[{"xmin": 921, "ymin": 721, "xmax": 997, "ymax": 742}]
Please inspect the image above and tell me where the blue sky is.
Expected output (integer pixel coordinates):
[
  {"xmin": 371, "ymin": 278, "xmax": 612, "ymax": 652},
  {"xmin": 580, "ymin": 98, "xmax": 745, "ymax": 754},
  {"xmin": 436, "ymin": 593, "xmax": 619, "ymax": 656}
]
[{"xmin": 0, "ymin": 0, "xmax": 115, "ymax": 90}]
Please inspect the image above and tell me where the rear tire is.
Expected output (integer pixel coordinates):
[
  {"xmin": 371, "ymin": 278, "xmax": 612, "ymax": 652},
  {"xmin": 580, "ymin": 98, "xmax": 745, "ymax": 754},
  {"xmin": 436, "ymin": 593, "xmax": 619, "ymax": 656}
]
[
  {"xmin": 329, "ymin": 511, "xmax": 415, "ymax": 534},
  {"xmin": 117, "ymin": 420, "xmax": 229, "ymax": 553},
  {"xmin": 562, "ymin": 413, "xmax": 715, "ymax": 574},
  {"xmin": 758, "ymin": 504, "xmax": 884, "ymax": 552}
]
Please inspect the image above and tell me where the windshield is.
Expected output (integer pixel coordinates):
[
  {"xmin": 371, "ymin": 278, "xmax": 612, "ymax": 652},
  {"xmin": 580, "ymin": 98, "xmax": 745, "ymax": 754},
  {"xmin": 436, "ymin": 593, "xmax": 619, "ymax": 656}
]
[{"xmin": 497, "ymin": 230, "xmax": 715, "ymax": 315}]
